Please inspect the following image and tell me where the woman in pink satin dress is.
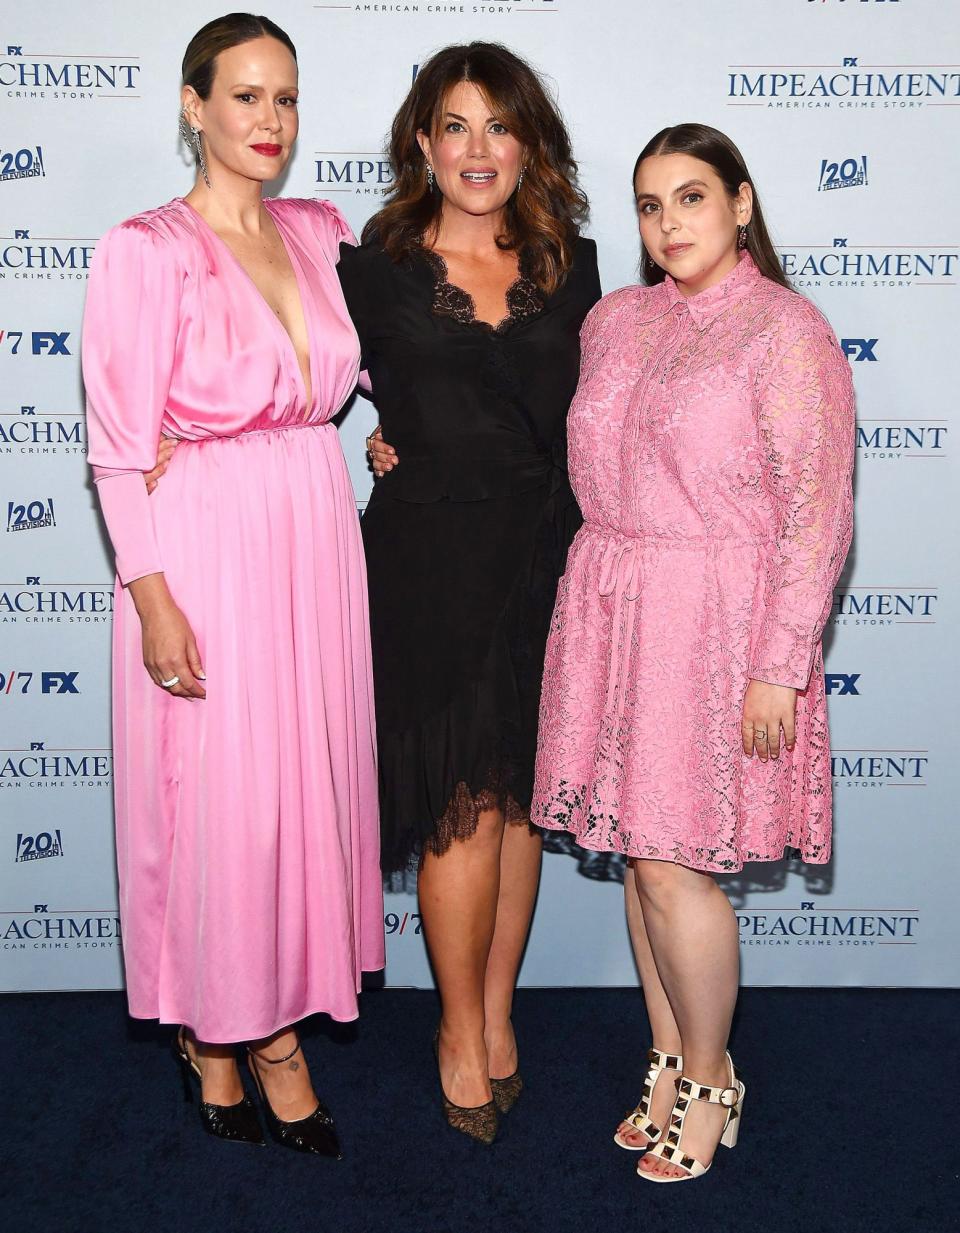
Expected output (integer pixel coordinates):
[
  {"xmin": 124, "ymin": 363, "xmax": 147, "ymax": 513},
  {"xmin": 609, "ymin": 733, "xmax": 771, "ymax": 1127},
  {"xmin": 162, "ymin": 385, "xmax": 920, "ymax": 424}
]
[
  {"xmin": 533, "ymin": 125, "xmax": 855, "ymax": 1183},
  {"xmin": 82, "ymin": 15, "xmax": 383, "ymax": 1155}
]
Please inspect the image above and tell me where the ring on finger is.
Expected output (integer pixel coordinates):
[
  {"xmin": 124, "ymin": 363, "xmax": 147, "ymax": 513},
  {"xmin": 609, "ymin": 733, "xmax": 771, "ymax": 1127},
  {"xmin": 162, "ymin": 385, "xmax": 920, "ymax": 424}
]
[
  {"xmin": 160, "ymin": 675, "xmax": 180, "ymax": 689},
  {"xmin": 754, "ymin": 729, "xmax": 768, "ymax": 740}
]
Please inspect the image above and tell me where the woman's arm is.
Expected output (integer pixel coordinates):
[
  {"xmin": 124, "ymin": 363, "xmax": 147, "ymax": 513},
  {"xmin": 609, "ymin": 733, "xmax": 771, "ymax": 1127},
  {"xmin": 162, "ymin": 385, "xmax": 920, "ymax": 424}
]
[
  {"xmin": 83, "ymin": 220, "xmax": 204, "ymax": 700},
  {"xmin": 743, "ymin": 308, "xmax": 856, "ymax": 756},
  {"xmin": 750, "ymin": 310, "xmax": 856, "ymax": 689}
]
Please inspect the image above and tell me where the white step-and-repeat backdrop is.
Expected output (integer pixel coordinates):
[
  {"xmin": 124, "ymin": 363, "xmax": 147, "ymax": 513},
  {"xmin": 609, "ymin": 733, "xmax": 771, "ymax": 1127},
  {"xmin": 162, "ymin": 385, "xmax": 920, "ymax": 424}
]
[{"xmin": 2, "ymin": 0, "xmax": 956, "ymax": 991}]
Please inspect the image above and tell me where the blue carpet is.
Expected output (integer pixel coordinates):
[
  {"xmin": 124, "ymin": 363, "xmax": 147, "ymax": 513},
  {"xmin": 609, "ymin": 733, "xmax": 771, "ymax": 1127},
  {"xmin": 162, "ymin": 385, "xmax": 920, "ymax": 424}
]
[{"xmin": 2, "ymin": 987, "xmax": 957, "ymax": 1233}]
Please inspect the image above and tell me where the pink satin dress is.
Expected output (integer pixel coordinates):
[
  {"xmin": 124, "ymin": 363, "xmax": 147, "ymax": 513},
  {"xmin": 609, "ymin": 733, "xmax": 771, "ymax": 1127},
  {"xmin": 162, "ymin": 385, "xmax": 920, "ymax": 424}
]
[
  {"xmin": 83, "ymin": 198, "xmax": 384, "ymax": 1042},
  {"xmin": 532, "ymin": 256, "xmax": 855, "ymax": 873}
]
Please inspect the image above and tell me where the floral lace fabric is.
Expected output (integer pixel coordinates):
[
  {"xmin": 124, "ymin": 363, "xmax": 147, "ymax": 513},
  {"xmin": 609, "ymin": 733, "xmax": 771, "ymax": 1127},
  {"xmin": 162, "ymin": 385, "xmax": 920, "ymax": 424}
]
[
  {"xmin": 421, "ymin": 246, "xmax": 543, "ymax": 334},
  {"xmin": 428, "ymin": 779, "xmax": 530, "ymax": 861},
  {"xmin": 531, "ymin": 256, "xmax": 856, "ymax": 873}
]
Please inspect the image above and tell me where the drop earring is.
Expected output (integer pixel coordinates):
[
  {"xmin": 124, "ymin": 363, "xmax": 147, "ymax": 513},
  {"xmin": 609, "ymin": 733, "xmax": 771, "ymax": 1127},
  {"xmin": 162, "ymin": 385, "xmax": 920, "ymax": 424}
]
[
  {"xmin": 426, "ymin": 162, "xmax": 434, "ymax": 190},
  {"xmin": 193, "ymin": 128, "xmax": 210, "ymax": 188},
  {"xmin": 737, "ymin": 222, "xmax": 748, "ymax": 250},
  {"xmin": 517, "ymin": 168, "xmax": 524, "ymax": 192},
  {"xmin": 179, "ymin": 109, "xmax": 210, "ymax": 188}
]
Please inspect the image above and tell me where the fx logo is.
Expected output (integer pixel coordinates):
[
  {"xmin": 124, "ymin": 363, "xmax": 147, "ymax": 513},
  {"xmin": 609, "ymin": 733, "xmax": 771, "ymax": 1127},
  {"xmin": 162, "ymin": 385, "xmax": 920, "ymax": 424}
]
[
  {"xmin": 841, "ymin": 338, "xmax": 878, "ymax": 361},
  {"xmin": 6, "ymin": 46, "xmax": 23, "ymax": 56},
  {"xmin": 15, "ymin": 229, "xmax": 29, "ymax": 239},
  {"xmin": 32, "ymin": 331, "xmax": 70, "ymax": 356},
  {"xmin": 41, "ymin": 671, "xmax": 79, "ymax": 694},
  {"xmin": 30, "ymin": 742, "xmax": 45, "ymax": 750},
  {"xmin": 825, "ymin": 673, "xmax": 860, "ymax": 696},
  {"xmin": 833, "ymin": 238, "xmax": 848, "ymax": 249},
  {"xmin": 843, "ymin": 58, "xmax": 859, "ymax": 68}
]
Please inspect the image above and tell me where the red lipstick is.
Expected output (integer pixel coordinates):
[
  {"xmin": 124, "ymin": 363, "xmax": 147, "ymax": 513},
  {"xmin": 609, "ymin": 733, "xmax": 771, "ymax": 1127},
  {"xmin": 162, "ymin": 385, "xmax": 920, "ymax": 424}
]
[{"xmin": 251, "ymin": 143, "xmax": 282, "ymax": 157}]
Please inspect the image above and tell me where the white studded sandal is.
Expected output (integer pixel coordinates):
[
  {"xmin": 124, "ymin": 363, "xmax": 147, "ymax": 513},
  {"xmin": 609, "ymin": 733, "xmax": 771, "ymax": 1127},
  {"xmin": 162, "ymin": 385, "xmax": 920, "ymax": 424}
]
[
  {"xmin": 637, "ymin": 1051, "xmax": 745, "ymax": 1183},
  {"xmin": 613, "ymin": 1046, "xmax": 683, "ymax": 1150}
]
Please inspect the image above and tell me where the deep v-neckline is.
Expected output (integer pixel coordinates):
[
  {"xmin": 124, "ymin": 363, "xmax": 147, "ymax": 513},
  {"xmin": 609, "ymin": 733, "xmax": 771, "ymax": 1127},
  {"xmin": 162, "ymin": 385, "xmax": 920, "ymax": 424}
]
[
  {"xmin": 180, "ymin": 198, "xmax": 315, "ymax": 409},
  {"xmin": 421, "ymin": 247, "xmax": 542, "ymax": 334}
]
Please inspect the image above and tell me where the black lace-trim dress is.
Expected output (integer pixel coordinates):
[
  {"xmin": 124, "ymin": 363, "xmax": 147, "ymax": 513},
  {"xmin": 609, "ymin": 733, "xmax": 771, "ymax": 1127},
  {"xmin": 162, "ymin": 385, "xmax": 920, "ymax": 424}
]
[{"xmin": 337, "ymin": 238, "xmax": 601, "ymax": 871}]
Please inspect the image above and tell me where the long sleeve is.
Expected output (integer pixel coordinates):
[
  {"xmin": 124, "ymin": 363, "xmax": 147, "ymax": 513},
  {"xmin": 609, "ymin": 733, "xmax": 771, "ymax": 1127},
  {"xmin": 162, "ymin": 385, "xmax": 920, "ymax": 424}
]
[
  {"xmin": 336, "ymin": 241, "xmax": 371, "ymax": 369},
  {"xmin": 82, "ymin": 221, "xmax": 181, "ymax": 585},
  {"xmin": 749, "ymin": 311, "xmax": 855, "ymax": 690}
]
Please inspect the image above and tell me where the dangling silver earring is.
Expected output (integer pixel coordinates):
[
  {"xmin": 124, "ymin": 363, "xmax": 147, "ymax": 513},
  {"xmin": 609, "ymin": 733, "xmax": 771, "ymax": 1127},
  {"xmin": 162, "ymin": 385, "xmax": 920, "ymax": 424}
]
[
  {"xmin": 737, "ymin": 222, "xmax": 748, "ymax": 250},
  {"xmin": 426, "ymin": 162, "xmax": 434, "ymax": 190},
  {"xmin": 517, "ymin": 168, "xmax": 524, "ymax": 192},
  {"xmin": 179, "ymin": 109, "xmax": 209, "ymax": 188},
  {"xmin": 193, "ymin": 128, "xmax": 210, "ymax": 188}
]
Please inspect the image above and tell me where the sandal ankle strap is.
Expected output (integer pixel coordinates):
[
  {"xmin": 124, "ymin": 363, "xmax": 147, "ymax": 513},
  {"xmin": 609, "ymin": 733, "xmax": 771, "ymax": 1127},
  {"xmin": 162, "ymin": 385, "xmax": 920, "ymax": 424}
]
[
  {"xmin": 647, "ymin": 1047, "xmax": 682, "ymax": 1071},
  {"xmin": 249, "ymin": 1039, "xmax": 302, "ymax": 1066},
  {"xmin": 676, "ymin": 1075, "xmax": 740, "ymax": 1108}
]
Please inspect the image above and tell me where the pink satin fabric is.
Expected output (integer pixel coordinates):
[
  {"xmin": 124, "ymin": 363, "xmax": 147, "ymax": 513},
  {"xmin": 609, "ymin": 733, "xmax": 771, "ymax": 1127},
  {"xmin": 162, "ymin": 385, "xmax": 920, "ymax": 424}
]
[{"xmin": 83, "ymin": 198, "xmax": 384, "ymax": 1041}]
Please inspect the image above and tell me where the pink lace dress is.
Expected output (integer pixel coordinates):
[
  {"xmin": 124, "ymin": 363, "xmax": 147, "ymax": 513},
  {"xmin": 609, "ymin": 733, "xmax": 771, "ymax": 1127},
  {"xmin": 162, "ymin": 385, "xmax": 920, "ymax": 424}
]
[{"xmin": 532, "ymin": 255, "xmax": 855, "ymax": 872}]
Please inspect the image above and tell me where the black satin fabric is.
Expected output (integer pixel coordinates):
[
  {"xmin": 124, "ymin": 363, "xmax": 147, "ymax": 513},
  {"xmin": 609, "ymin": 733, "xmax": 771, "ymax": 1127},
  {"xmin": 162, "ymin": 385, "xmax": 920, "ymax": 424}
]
[{"xmin": 338, "ymin": 237, "xmax": 601, "ymax": 871}]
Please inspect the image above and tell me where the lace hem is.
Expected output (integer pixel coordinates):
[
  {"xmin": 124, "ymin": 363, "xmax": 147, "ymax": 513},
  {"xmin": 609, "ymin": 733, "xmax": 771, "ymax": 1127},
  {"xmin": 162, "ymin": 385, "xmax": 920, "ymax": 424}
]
[
  {"xmin": 420, "ymin": 246, "xmax": 543, "ymax": 333},
  {"xmin": 532, "ymin": 781, "xmax": 831, "ymax": 875},
  {"xmin": 425, "ymin": 774, "xmax": 532, "ymax": 862}
]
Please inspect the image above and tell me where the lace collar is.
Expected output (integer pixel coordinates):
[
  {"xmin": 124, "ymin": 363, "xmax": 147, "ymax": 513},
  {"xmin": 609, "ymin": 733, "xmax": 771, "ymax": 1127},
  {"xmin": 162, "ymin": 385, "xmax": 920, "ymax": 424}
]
[
  {"xmin": 661, "ymin": 253, "xmax": 762, "ymax": 328},
  {"xmin": 420, "ymin": 246, "xmax": 544, "ymax": 334}
]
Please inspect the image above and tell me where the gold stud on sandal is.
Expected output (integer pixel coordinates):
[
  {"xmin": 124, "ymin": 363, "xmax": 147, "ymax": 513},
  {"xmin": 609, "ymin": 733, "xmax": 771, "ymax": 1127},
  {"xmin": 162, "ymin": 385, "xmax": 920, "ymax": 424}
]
[
  {"xmin": 613, "ymin": 1046, "xmax": 683, "ymax": 1150},
  {"xmin": 637, "ymin": 1051, "xmax": 745, "ymax": 1183}
]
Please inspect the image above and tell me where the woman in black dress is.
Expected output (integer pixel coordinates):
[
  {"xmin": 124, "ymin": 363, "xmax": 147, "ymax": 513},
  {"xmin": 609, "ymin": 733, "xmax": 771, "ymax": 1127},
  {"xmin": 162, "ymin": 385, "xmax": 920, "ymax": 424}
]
[{"xmin": 337, "ymin": 42, "xmax": 600, "ymax": 1143}]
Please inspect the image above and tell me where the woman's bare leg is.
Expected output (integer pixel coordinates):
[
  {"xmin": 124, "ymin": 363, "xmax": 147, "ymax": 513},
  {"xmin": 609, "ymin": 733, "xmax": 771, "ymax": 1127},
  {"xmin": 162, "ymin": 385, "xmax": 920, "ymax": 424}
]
[
  {"xmin": 615, "ymin": 862, "xmax": 684, "ymax": 1145},
  {"xmin": 631, "ymin": 859, "xmax": 739, "ymax": 1179},
  {"xmin": 184, "ymin": 1032, "xmax": 245, "ymax": 1104},
  {"xmin": 483, "ymin": 823, "xmax": 542, "ymax": 1078},
  {"xmin": 248, "ymin": 1026, "xmax": 320, "ymax": 1120},
  {"xmin": 418, "ymin": 807, "xmax": 505, "ymax": 1107}
]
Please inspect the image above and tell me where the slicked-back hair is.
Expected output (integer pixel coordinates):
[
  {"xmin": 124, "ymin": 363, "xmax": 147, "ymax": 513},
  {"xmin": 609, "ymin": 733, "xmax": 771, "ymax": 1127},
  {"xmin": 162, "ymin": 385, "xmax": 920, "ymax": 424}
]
[{"xmin": 182, "ymin": 12, "xmax": 297, "ymax": 100}]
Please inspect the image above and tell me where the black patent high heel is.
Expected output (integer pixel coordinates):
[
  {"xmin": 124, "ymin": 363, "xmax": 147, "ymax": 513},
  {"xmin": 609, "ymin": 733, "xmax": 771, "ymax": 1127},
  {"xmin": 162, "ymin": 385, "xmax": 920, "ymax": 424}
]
[
  {"xmin": 247, "ymin": 1040, "xmax": 341, "ymax": 1159},
  {"xmin": 433, "ymin": 1030, "xmax": 498, "ymax": 1145},
  {"xmin": 173, "ymin": 1028, "xmax": 265, "ymax": 1146}
]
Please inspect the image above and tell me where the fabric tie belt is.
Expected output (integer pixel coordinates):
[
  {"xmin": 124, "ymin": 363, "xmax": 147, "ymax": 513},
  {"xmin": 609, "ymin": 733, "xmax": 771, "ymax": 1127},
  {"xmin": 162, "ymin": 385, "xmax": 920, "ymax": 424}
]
[
  {"xmin": 584, "ymin": 524, "xmax": 771, "ymax": 759},
  {"xmin": 594, "ymin": 533, "xmax": 645, "ymax": 758}
]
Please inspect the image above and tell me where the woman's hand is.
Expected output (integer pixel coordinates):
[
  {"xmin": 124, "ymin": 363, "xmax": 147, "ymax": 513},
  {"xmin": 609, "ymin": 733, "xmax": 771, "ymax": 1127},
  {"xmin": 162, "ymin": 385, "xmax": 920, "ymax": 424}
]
[
  {"xmin": 365, "ymin": 425, "xmax": 398, "ymax": 477},
  {"xmin": 741, "ymin": 679, "xmax": 796, "ymax": 761},
  {"xmin": 127, "ymin": 574, "xmax": 206, "ymax": 700},
  {"xmin": 144, "ymin": 436, "xmax": 177, "ymax": 494}
]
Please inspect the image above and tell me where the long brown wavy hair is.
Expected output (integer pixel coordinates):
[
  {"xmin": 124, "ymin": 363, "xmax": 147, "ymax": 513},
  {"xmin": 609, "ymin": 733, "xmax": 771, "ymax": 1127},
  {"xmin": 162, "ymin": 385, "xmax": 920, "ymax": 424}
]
[
  {"xmin": 364, "ymin": 42, "xmax": 588, "ymax": 294},
  {"xmin": 633, "ymin": 123, "xmax": 790, "ymax": 290}
]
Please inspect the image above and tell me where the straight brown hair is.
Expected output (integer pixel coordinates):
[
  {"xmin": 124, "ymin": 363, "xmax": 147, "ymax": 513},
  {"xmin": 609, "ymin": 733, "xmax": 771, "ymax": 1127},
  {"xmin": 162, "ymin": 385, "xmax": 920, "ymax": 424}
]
[
  {"xmin": 364, "ymin": 42, "xmax": 588, "ymax": 295},
  {"xmin": 634, "ymin": 123, "xmax": 790, "ymax": 290}
]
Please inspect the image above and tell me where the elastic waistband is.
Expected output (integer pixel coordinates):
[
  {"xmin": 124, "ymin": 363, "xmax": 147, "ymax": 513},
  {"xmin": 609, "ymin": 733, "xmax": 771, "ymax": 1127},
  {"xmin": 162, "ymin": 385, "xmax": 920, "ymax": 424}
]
[{"xmin": 168, "ymin": 421, "xmax": 332, "ymax": 446}]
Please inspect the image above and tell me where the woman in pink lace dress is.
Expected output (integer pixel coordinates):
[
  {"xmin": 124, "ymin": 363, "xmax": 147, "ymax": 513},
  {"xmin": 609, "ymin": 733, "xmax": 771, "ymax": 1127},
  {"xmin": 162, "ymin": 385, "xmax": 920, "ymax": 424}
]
[{"xmin": 532, "ymin": 125, "xmax": 854, "ymax": 1183}]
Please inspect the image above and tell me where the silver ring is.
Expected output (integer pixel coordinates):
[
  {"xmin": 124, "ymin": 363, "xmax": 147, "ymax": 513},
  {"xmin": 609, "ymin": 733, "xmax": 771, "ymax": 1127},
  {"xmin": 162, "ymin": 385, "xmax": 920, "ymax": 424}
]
[
  {"xmin": 160, "ymin": 675, "xmax": 180, "ymax": 689},
  {"xmin": 754, "ymin": 729, "xmax": 768, "ymax": 740}
]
